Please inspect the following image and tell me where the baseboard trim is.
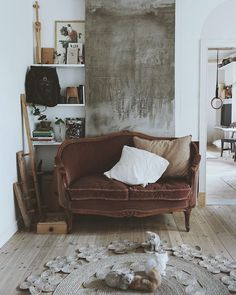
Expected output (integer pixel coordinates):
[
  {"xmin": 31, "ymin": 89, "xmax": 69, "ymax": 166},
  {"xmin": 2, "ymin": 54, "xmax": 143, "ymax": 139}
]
[{"xmin": 198, "ymin": 192, "xmax": 206, "ymax": 208}]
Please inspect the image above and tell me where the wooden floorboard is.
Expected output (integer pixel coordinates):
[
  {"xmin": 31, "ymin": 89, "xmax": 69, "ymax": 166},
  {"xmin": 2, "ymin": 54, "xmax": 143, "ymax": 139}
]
[{"xmin": 0, "ymin": 206, "xmax": 236, "ymax": 294}]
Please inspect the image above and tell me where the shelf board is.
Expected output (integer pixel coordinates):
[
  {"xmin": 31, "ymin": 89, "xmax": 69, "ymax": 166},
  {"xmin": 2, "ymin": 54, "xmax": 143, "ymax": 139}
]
[
  {"xmin": 33, "ymin": 141, "xmax": 62, "ymax": 146},
  {"xmin": 31, "ymin": 64, "xmax": 85, "ymax": 68},
  {"xmin": 57, "ymin": 104, "xmax": 85, "ymax": 107}
]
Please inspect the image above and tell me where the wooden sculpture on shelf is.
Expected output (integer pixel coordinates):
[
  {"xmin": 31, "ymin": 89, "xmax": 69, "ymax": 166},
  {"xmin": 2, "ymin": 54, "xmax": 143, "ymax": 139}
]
[
  {"xmin": 66, "ymin": 87, "xmax": 80, "ymax": 104},
  {"xmin": 33, "ymin": 1, "xmax": 41, "ymax": 64}
]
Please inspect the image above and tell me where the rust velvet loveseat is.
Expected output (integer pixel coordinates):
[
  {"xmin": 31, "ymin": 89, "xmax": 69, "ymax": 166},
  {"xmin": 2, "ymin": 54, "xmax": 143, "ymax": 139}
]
[{"xmin": 55, "ymin": 131, "xmax": 201, "ymax": 232}]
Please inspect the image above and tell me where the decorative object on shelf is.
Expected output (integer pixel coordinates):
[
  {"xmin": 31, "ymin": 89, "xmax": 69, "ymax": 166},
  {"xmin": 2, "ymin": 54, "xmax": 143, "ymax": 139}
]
[
  {"xmin": 66, "ymin": 43, "xmax": 79, "ymax": 64},
  {"xmin": 54, "ymin": 117, "xmax": 65, "ymax": 142},
  {"xmin": 41, "ymin": 48, "xmax": 54, "ymax": 64},
  {"xmin": 225, "ymin": 85, "xmax": 232, "ymax": 98},
  {"xmin": 219, "ymin": 83, "xmax": 226, "ymax": 99},
  {"xmin": 55, "ymin": 21, "xmax": 85, "ymax": 64},
  {"xmin": 25, "ymin": 66, "xmax": 61, "ymax": 107},
  {"xmin": 38, "ymin": 121, "xmax": 52, "ymax": 130},
  {"xmin": 65, "ymin": 85, "xmax": 84, "ymax": 104},
  {"xmin": 65, "ymin": 117, "xmax": 85, "ymax": 139},
  {"xmin": 31, "ymin": 104, "xmax": 47, "ymax": 121},
  {"xmin": 33, "ymin": 1, "xmax": 41, "ymax": 64},
  {"xmin": 66, "ymin": 87, "xmax": 79, "ymax": 104},
  {"xmin": 211, "ymin": 50, "xmax": 223, "ymax": 110},
  {"xmin": 31, "ymin": 105, "xmax": 55, "ymax": 141},
  {"xmin": 54, "ymin": 51, "xmax": 61, "ymax": 64}
]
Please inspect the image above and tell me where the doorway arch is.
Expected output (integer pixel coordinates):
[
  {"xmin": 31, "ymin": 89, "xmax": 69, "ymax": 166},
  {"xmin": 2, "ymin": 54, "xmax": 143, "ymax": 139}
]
[{"xmin": 199, "ymin": 0, "xmax": 236, "ymax": 205}]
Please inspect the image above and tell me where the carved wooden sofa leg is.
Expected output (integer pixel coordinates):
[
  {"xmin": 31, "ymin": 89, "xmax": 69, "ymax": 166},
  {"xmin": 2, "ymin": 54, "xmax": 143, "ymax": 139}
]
[
  {"xmin": 65, "ymin": 209, "xmax": 73, "ymax": 233},
  {"xmin": 184, "ymin": 208, "xmax": 192, "ymax": 232}
]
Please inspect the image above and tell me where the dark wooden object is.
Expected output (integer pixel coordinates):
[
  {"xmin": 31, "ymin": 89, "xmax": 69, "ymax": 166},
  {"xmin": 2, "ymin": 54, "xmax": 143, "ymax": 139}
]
[
  {"xmin": 66, "ymin": 87, "xmax": 80, "ymax": 104},
  {"xmin": 21, "ymin": 94, "xmax": 42, "ymax": 218},
  {"xmin": 13, "ymin": 182, "xmax": 31, "ymax": 230}
]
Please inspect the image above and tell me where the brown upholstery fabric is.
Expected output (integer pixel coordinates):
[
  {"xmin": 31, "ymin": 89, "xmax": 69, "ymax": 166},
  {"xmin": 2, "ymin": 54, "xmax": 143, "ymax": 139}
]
[
  {"xmin": 55, "ymin": 131, "xmax": 200, "ymax": 230},
  {"xmin": 69, "ymin": 199, "xmax": 189, "ymax": 217},
  {"xmin": 129, "ymin": 178, "xmax": 191, "ymax": 201},
  {"xmin": 60, "ymin": 135, "xmax": 134, "ymax": 185},
  {"xmin": 133, "ymin": 135, "xmax": 192, "ymax": 177},
  {"xmin": 67, "ymin": 174, "xmax": 129, "ymax": 201}
]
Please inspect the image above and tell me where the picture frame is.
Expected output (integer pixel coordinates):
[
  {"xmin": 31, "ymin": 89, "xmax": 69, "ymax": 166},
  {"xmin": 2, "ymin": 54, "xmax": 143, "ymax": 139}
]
[
  {"xmin": 55, "ymin": 20, "xmax": 85, "ymax": 64},
  {"xmin": 65, "ymin": 117, "xmax": 85, "ymax": 139}
]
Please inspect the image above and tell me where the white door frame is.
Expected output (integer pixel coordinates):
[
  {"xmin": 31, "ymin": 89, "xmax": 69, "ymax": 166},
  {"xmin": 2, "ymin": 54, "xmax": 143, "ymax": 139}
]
[{"xmin": 199, "ymin": 39, "xmax": 236, "ymax": 204}]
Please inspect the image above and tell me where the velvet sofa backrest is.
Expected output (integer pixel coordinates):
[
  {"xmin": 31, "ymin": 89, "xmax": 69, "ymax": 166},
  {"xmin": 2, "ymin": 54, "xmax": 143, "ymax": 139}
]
[{"xmin": 55, "ymin": 131, "xmax": 199, "ymax": 185}]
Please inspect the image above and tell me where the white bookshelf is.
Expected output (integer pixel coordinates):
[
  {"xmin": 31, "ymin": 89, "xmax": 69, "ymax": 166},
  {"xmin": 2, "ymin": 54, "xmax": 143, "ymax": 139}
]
[
  {"xmin": 31, "ymin": 64, "xmax": 85, "ymax": 68},
  {"xmin": 33, "ymin": 141, "xmax": 62, "ymax": 146}
]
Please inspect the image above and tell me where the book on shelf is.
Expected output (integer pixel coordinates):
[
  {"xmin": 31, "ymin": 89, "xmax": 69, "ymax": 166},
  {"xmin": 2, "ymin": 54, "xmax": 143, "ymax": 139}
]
[
  {"xmin": 32, "ymin": 130, "xmax": 54, "ymax": 138},
  {"xmin": 78, "ymin": 85, "xmax": 85, "ymax": 104},
  {"xmin": 31, "ymin": 137, "xmax": 54, "ymax": 141}
]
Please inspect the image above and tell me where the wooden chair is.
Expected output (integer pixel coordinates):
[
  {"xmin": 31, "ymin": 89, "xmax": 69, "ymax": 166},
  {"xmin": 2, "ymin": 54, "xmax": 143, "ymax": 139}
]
[{"xmin": 221, "ymin": 122, "xmax": 236, "ymax": 158}]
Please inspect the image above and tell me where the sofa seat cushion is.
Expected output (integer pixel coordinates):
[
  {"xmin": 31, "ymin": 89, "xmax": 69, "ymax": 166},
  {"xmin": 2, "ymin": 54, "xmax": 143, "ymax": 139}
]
[
  {"xmin": 67, "ymin": 174, "xmax": 129, "ymax": 201},
  {"xmin": 129, "ymin": 178, "xmax": 191, "ymax": 201}
]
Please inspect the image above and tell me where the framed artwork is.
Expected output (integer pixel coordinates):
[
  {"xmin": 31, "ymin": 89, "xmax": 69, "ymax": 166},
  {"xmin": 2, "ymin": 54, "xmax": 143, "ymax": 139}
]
[
  {"xmin": 65, "ymin": 117, "xmax": 85, "ymax": 139},
  {"xmin": 55, "ymin": 20, "xmax": 85, "ymax": 64}
]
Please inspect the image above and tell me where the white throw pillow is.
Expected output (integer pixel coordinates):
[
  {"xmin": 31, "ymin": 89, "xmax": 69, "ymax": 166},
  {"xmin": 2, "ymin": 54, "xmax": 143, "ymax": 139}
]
[{"xmin": 104, "ymin": 145, "xmax": 169, "ymax": 187}]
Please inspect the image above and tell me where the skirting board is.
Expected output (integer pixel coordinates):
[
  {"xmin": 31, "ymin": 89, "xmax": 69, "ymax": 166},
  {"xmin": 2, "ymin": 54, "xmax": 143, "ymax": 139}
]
[{"xmin": 198, "ymin": 192, "xmax": 206, "ymax": 208}]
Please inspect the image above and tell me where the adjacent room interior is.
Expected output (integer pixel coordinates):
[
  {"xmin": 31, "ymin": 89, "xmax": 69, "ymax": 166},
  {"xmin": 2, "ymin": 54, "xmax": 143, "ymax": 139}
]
[
  {"xmin": 1, "ymin": 0, "xmax": 236, "ymax": 294},
  {"xmin": 206, "ymin": 48, "xmax": 236, "ymax": 205}
]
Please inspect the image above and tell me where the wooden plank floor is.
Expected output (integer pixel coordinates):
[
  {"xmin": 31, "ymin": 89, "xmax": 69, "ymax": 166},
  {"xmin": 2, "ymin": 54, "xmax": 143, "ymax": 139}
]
[
  {"xmin": 207, "ymin": 145, "xmax": 236, "ymax": 205},
  {"xmin": 1, "ymin": 206, "xmax": 236, "ymax": 294}
]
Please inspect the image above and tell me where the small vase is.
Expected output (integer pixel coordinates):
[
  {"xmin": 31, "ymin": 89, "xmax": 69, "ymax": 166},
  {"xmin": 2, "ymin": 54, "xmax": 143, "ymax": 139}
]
[{"xmin": 54, "ymin": 123, "xmax": 65, "ymax": 142}]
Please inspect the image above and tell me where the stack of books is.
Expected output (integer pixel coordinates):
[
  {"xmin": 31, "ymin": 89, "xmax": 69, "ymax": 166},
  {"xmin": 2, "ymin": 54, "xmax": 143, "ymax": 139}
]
[{"xmin": 31, "ymin": 130, "xmax": 55, "ymax": 141}]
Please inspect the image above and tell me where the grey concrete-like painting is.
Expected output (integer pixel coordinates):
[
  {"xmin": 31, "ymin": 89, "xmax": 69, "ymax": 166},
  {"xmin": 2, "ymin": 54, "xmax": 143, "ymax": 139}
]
[{"xmin": 85, "ymin": 0, "xmax": 175, "ymax": 136}]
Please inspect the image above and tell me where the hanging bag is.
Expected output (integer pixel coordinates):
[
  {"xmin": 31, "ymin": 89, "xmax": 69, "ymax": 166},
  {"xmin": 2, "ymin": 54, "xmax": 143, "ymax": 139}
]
[{"xmin": 25, "ymin": 66, "xmax": 61, "ymax": 107}]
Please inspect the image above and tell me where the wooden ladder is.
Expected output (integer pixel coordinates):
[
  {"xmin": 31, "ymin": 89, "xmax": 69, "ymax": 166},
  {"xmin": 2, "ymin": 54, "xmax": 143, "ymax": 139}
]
[
  {"xmin": 14, "ymin": 151, "xmax": 36, "ymax": 229},
  {"xmin": 21, "ymin": 94, "xmax": 43, "ymax": 219}
]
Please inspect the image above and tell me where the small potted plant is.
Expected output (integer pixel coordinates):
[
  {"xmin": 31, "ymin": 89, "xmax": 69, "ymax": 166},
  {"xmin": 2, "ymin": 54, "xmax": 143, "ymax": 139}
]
[{"xmin": 31, "ymin": 104, "xmax": 51, "ymax": 130}]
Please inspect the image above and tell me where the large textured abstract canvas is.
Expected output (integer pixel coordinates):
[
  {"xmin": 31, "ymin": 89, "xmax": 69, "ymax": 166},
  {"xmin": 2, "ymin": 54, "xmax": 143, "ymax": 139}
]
[{"xmin": 85, "ymin": 0, "xmax": 175, "ymax": 136}]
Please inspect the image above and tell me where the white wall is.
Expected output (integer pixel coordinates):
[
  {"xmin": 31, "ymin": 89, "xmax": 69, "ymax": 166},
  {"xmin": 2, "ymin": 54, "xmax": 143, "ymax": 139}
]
[
  {"xmin": 175, "ymin": 0, "xmax": 228, "ymax": 140},
  {"xmin": 206, "ymin": 63, "xmax": 222, "ymax": 144},
  {"xmin": 201, "ymin": 1, "xmax": 236, "ymax": 40},
  {"xmin": 0, "ymin": 0, "xmax": 33, "ymax": 247},
  {"xmin": 0, "ymin": 0, "xmax": 85, "ymax": 247},
  {"xmin": 175, "ymin": 0, "xmax": 236, "ymax": 194},
  {"xmin": 39, "ymin": 0, "xmax": 85, "ymax": 48}
]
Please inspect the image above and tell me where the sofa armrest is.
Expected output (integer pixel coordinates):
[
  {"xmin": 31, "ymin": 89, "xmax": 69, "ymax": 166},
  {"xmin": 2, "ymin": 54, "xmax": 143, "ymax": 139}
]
[
  {"xmin": 55, "ymin": 163, "xmax": 69, "ymax": 188},
  {"xmin": 188, "ymin": 153, "xmax": 201, "ymax": 207},
  {"xmin": 190, "ymin": 154, "xmax": 201, "ymax": 173},
  {"xmin": 55, "ymin": 161, "xmax": 70, "ymax": 209}
]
